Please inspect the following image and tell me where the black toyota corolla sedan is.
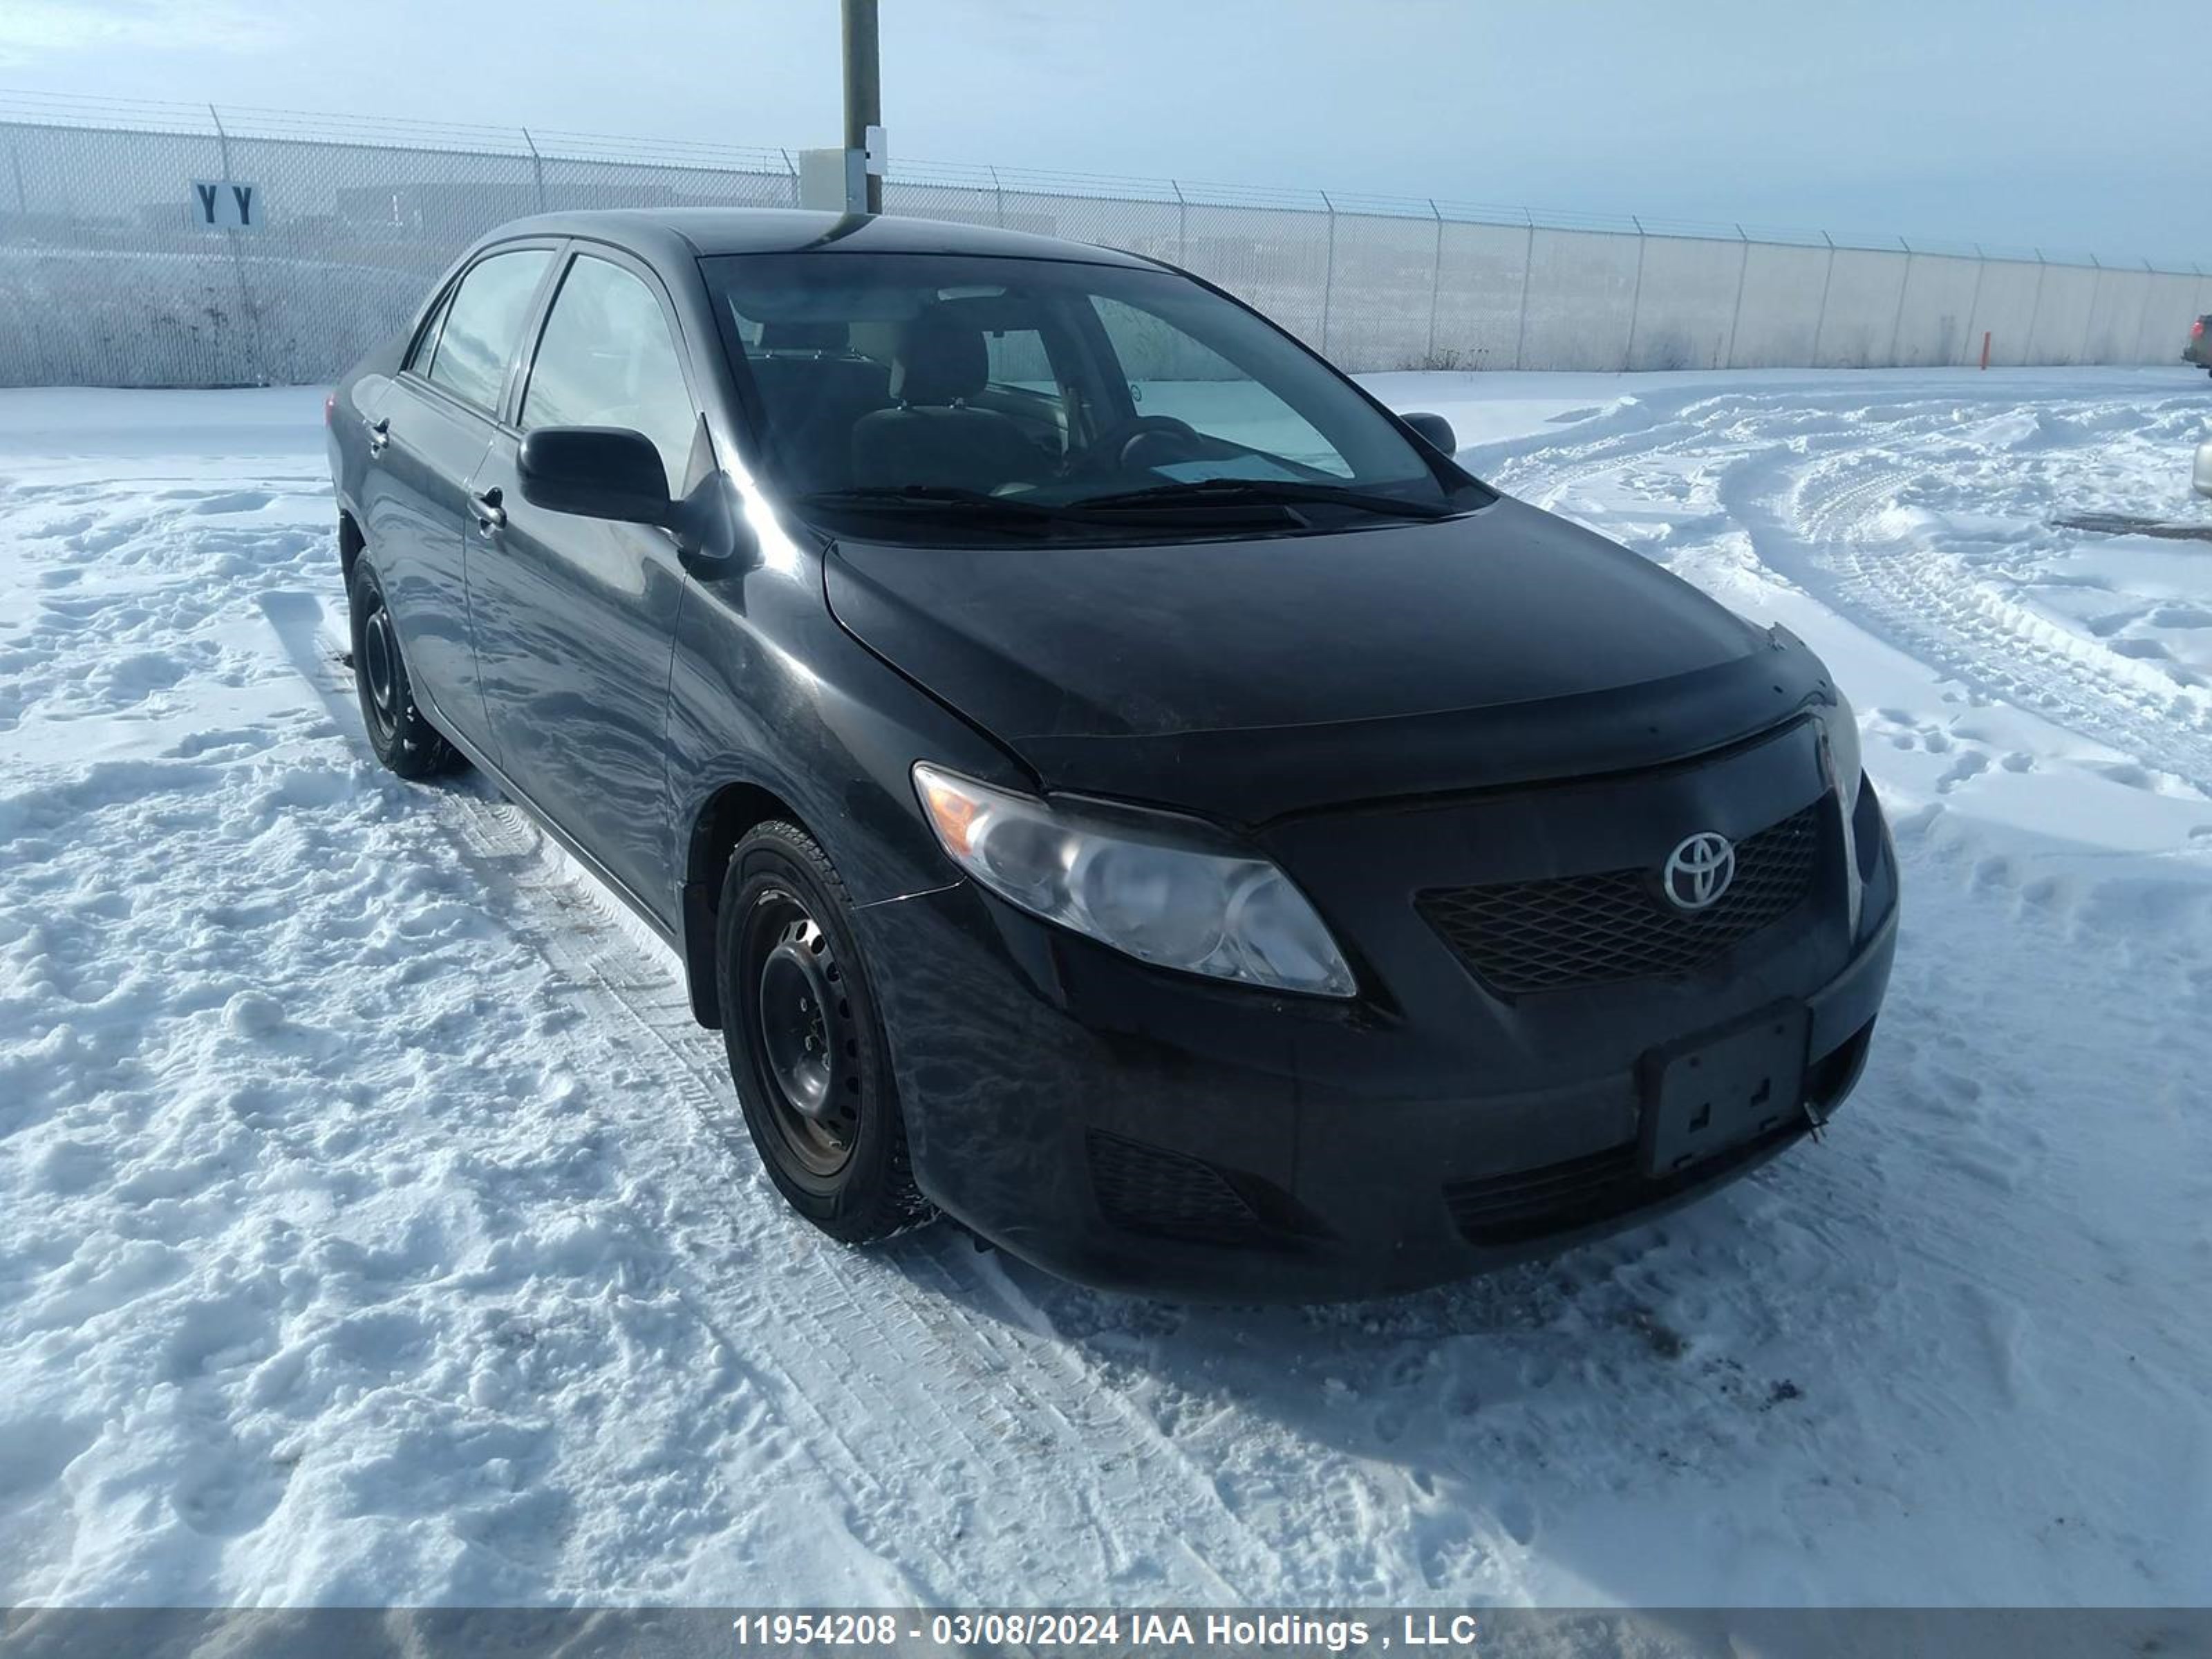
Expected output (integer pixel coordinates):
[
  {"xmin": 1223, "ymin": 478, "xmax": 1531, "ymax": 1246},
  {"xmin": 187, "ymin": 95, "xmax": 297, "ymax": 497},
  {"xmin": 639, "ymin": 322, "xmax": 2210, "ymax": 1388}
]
[{"xmin": 326, "ymin": 208, "xmax": 1897, "ymax": 1300}]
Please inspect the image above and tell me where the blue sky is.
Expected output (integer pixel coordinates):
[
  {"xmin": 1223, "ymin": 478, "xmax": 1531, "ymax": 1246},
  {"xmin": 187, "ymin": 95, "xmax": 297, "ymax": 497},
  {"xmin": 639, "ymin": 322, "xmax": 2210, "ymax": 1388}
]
[{"xmin": 2, "ymin": 0, "xmax": 2202, "ymax": 266}]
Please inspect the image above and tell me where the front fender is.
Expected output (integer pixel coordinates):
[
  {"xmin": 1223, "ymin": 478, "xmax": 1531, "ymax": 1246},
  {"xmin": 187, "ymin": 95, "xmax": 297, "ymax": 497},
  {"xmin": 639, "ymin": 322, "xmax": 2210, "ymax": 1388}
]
[{"xmin": 662, "ymin": 534, "xmax": 1031, "ymax": 1029}]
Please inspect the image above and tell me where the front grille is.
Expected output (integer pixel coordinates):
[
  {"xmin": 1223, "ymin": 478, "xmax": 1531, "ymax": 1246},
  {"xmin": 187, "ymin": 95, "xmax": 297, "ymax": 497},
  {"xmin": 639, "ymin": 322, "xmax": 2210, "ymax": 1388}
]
[
  {"xmin": 1418, "ymin": 803, "xmax": 1824, "ymax": 995},
  {"xmin": 1087, "ymin": 1130, "xmax": 1271, "ymax": 1246},
  {"xmin": 1445, "ymin": 1121, "xmax": 1802, "ymax": 1246}
]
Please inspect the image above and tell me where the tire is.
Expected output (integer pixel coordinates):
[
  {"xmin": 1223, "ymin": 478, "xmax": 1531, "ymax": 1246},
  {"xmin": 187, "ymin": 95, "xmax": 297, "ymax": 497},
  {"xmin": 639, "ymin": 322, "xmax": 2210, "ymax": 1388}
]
[
  {"xmin": 716, "ymin": 821, "xmax": 932, "ymax": 1243},
  {"xmin": 346, "ymin": 554, "xmax": 462, "ymax": 780}
]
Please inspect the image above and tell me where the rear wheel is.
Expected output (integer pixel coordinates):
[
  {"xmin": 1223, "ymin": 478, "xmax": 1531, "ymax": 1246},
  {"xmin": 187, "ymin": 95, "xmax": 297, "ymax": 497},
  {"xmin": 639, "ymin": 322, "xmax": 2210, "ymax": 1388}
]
[
  {"xmin": 717, "ymin": 821, "xmax": 931, "ymax": 1242},
  {"xmin": 347, "ymin": 555, "xmax": 461, "ymax": 779}
]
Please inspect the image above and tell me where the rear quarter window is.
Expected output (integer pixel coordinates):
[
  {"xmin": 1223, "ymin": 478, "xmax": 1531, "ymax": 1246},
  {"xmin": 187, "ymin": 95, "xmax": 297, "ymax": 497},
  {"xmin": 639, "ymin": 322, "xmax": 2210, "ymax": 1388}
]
[{"xmin": 406, "ymin": 288, "xmax": 453, "ymax": 375}]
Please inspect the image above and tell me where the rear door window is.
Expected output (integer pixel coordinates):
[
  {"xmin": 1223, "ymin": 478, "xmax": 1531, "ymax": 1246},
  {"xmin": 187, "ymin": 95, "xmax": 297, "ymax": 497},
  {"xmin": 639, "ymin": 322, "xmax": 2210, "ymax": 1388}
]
[
  {"xmin": 519, "ymin": 253, "xmax": 699, "ymax": 493},
  {"xmin": 424, "ymin": 248, "xmax": 554, "ymax": 413}
]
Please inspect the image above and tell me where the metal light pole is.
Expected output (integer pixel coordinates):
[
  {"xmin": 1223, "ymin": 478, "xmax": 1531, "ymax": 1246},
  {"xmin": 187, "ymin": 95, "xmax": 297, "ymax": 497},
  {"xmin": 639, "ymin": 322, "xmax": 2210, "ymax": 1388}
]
[{"xmin": 843, "ymin": 0, "xmax": 882, "ymax": 214}]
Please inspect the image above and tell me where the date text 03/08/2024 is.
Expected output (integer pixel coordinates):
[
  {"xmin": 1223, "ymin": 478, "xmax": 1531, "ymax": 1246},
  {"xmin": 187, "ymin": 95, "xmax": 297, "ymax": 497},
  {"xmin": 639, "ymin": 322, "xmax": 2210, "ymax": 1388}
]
[{"xmin": 726, "ymin": 1611, "xmax": 1486, "ymax": 1652}]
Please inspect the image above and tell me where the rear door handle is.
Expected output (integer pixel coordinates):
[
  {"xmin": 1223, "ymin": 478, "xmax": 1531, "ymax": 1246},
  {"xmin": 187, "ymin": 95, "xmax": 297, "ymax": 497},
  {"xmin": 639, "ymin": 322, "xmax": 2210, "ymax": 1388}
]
[
  {"xmin": 469, "ymin": 487, "xmax": 506, "ymax": 533},
  {"xmin": 364, "ymin": 415, "xmax": 388, "ymax": 456}
]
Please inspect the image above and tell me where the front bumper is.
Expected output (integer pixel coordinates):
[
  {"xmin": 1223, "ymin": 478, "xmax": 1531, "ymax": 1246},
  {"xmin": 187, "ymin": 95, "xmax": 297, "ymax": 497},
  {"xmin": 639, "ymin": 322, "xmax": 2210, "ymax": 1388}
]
[{"xmin": 860, "ymin": 760, "xmax": 1900, "ymax": 1302}]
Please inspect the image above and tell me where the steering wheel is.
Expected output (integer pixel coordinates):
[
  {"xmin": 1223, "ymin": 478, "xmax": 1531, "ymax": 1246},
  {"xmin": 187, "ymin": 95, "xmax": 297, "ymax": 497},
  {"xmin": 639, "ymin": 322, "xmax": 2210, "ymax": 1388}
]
[{"xmin": 1070, "ymin": 413, "xmax": 1203, "ymax": 476}]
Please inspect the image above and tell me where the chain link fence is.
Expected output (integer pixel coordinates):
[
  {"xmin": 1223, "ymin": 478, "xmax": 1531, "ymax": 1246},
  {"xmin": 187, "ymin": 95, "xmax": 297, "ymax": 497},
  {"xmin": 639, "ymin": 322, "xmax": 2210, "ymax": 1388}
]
[{"xmin": 4, "ymin": 89, "xmax": 2209, "ymax": 390}]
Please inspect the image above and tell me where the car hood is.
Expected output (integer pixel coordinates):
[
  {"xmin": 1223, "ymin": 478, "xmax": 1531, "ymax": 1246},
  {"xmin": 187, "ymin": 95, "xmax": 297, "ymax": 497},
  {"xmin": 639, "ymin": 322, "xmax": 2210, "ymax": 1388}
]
[{"xmin": 824, "ymin": 495, "xmax": 1835, "ymax": 821}]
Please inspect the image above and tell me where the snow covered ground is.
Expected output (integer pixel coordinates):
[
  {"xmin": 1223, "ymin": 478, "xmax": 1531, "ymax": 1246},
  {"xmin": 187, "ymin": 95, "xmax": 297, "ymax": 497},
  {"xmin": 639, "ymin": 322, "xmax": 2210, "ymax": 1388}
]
[{"xmin": 2, "ymin": 368, "xmax": 2210, "ymax": 1611}]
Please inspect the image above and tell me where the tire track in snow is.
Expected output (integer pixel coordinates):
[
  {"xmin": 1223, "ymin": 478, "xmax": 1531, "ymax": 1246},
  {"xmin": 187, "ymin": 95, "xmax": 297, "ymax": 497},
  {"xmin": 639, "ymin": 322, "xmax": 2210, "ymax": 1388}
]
[
  {"xmin": 1484, "ymin": 385, "xmax": 2212, "ymax": 800},
  {"xmin": 1745, "ymin": 434, "xmax": 2212, "ymax": 800}
]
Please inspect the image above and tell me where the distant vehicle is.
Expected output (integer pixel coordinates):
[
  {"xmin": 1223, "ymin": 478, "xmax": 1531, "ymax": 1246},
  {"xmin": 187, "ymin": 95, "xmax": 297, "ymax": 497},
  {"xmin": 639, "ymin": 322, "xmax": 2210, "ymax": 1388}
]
[
  {"xmin": 2188, "ymin": 315, "xmax": 2212, "ymax": 375},
  {"xmin": 324, "ymin": 209, "xmax": 1896, "ymax": 1300}
]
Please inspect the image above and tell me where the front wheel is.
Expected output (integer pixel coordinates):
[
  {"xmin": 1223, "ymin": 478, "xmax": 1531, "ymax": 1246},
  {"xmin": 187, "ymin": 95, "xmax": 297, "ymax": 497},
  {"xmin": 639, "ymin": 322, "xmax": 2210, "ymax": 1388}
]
[
  {"xmin": 717, "ymin": 821, "xmax": 932, "ymax": 1242},
  {"xmin": 346, "ymin": 554, "xmax": 461, "ymax": 779}
]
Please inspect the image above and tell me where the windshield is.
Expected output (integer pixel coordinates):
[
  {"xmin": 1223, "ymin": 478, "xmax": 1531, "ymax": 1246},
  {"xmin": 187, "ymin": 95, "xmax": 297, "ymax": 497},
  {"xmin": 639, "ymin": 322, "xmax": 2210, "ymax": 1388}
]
[{"xmin": 702, "ymin": 251, "xmax": 1484, "ymax": 538}]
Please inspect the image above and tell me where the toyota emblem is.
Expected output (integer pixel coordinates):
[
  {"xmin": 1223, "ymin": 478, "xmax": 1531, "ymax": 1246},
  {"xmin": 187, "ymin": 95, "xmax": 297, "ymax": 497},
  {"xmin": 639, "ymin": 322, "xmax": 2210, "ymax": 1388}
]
[{"xmin": 1662, "ymin": 831, "xmax": 1736, "ymax": 911}]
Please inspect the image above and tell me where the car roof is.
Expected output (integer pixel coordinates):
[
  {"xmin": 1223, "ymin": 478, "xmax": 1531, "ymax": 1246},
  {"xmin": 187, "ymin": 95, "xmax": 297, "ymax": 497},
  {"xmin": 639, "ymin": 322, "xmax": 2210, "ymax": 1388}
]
[{"xmin": 479, "ymin": 207, "xmax": 1159, "ymax": 270}]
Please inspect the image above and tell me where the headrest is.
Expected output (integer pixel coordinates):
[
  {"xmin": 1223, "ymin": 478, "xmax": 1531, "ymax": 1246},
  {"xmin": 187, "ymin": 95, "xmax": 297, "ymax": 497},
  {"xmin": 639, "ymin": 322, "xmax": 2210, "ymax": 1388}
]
[
  {"xmin": 889, "ymin": 309, "xmax": 987, "ymax": 405},
  {"xmin": 758, "ymin": 319, "xmax": 848, "ymax": 353}
]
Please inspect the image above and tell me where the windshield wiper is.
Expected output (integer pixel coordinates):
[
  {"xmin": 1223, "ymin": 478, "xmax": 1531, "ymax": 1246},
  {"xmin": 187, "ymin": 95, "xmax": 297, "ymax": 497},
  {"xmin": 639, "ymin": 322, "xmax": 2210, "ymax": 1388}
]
[
  {"xmin": 796, "ymin": 485, "xmax": 1068, "ymax": 521},
  {"xmin": 794, "ymin": 480, "xmax": 1408, "ymax": 536},
  {"xmin": 1071, "ymin": 478, "xmax": 1452, "ymax": 519}
]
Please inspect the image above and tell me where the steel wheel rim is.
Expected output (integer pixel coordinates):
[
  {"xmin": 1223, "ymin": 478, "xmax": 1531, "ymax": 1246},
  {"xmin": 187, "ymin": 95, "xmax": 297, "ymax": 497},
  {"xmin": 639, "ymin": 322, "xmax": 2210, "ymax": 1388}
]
[
  {"xmin": 750, "ymin": 894, "xmax": 859, "ymax": 1176},
  {"xmin": 362, "ymin": 602, "xmax": 402, "ymax": 740}
]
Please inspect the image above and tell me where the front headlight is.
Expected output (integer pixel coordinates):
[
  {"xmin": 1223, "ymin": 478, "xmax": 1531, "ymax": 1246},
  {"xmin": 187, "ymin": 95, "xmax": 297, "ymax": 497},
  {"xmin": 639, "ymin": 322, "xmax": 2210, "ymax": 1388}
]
[
  {"xmin": 912, "ymin": 763, "xmax": 1357, "ymax": 998},
  {"xmin": 1822, "ymin": 689, "xmax": 1864, "ymax": 812}
]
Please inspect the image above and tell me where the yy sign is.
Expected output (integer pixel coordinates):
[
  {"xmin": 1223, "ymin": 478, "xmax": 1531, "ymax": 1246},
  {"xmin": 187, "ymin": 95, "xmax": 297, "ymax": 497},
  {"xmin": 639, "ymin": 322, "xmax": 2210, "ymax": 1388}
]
[{"xmin": 191, "ymin": 181, "xmax": 261, "ymax": 230}]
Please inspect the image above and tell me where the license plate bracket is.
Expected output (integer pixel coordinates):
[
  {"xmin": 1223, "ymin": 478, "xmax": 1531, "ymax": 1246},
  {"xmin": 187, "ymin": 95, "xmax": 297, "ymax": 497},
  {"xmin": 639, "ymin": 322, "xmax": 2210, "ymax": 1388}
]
[{"xmin": 1639, "ymin": 1003, "xmax": 1810, "ymax": 1178}]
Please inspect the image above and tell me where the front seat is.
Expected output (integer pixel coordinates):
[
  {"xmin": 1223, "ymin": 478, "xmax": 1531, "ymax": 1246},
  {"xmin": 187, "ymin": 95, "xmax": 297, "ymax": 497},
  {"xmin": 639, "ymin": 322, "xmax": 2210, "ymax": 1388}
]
[
  {"xmin": 747, "ymin": 319, "xmax": 892, "ymax": 494},
  {"xmin": 850, "ymin": 310, "xmax": 1044, "ymax": 494}
]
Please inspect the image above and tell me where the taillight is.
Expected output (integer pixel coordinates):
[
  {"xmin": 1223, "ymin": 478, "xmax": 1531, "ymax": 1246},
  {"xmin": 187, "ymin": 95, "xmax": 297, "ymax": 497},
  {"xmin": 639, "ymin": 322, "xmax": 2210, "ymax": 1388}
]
[{"xmin": 2195, "ymin": 320, "xmax": 2207, "ymax": 339}]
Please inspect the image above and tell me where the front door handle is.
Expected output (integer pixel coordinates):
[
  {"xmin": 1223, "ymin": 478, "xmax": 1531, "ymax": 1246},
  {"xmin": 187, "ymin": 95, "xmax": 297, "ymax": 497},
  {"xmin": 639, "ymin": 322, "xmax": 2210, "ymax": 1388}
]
[{"xmin": 469, "ymin": 487, "xmax": 506, "ymax": 534}]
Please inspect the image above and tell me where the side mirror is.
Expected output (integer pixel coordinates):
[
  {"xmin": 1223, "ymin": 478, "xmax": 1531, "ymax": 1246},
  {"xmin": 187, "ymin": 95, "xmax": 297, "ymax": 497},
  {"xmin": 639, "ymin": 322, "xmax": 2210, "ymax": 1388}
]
[
  {"xmin": 517, "ymin": 426, "xmax": 672, "ymax": 525},
  {"xmin": 1401, "ymin": 411, "xmax": 1458, "ymax": 457}
]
